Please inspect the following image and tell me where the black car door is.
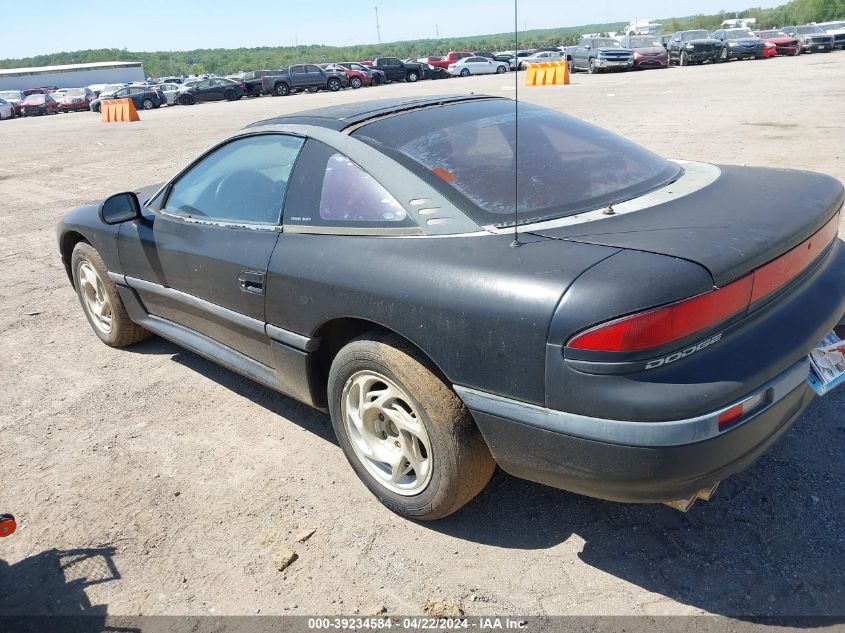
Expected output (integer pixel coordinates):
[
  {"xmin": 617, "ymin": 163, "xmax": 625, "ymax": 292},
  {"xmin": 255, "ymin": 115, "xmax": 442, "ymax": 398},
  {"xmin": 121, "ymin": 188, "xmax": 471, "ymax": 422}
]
[
  {"xmin": 192, "ymin": 79, "xmax": 212, "ymax": 102},
  {"xmin": 116, "ymin": 133, "xmax": 305, "ymax": 366},
  {"xmin": 207, "ymin": 78, "xmax": 227, "ymax": 100}
]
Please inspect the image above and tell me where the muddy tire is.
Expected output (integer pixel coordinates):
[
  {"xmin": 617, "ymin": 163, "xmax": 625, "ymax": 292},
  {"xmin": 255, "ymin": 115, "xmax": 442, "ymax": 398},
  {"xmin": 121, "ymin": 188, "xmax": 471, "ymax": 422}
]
[
  {"xmin": 328, "ymin": 333, "xmax": 495, "ymax": 520},
  {"xmin": 71, "ymin": 242, "xmax": 150, "ymax": 348}
]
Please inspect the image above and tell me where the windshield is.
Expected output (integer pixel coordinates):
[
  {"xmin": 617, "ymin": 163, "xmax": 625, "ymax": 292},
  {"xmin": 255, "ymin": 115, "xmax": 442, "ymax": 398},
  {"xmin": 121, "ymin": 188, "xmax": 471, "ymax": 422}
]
[
  {"xmin": 353, "ymin": 100, "xmax": 681, "ymax": 227},
  {"xmin": 726, "ymin": 29, "xmax": 755, "ymax": 39},
  {"xmin": 759, "ymin": 30, "xmax": 788, "ymax": 38},
  {"xmin": 66, "ymin": 88, "xmax": 86, "ymax": 96},
  {"xmin": 681, "ymin": 30, "xmax": 710, "ymax": 41},
  {"xmin": 0, "ymin": 90, "xmax": 22, "ymax": 100},
  {"xmin": 592, "ymin": 38, "xmax": 621, "ymax": 48},
  {"xmin": 796, "ymin": 25, "xmax": 823, "ymax": 34},
  {"xmin": 630, "ymin": 37, "xmax": 662, "ymax": 47}
]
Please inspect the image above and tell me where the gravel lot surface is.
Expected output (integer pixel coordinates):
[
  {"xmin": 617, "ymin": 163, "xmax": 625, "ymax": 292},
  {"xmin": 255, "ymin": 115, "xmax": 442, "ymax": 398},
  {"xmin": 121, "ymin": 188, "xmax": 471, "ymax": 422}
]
[{"xmin": 1, "ymin": 52, "xmax": 844, "ymax": 619}]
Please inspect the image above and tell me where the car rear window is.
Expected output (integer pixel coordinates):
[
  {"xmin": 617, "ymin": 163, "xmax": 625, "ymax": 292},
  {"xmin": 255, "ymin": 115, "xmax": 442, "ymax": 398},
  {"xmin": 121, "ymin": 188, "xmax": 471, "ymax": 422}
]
[{"xmin": 353, "ymin": 99, "xmax": 681, "ymax": 227}]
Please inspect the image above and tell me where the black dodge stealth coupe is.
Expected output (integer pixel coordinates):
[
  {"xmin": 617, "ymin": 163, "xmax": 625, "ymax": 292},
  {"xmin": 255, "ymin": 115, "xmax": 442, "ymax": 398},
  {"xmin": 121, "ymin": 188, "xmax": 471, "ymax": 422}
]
[{"xmin": 57, "ymin": 95, "xmax": 845, "ymax": 519}]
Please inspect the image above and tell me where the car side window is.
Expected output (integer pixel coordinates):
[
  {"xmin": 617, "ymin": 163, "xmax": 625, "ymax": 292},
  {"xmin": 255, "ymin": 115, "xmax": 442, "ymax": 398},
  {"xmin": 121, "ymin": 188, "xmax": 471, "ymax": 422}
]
[
  {"xmin": 163, "ymin": 134, "xmax": 304, "ymax": 225},
  {"xmin": 284, "ymin": 140, "xmax": 416, "ymax": 231}
]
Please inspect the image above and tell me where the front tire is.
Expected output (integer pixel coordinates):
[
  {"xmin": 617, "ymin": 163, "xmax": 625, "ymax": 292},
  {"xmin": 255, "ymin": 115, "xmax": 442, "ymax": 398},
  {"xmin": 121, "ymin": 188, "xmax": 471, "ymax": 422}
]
[
  {"xmin": 406, "ymin": 71, "xmax": 419, "ymax": 82},
  {"xmin": 460, "ymin": 68, "xmax": 470, "ymax": 77},
  {"xmin": 71, "ymin": 243, "xmax": 150, "ymax": 348},
  {"xmin": 496, "ymin": 64, "xmax": 507, "ymax": 74},
  {"xmin": 350, "ymin": 76, "xmax": 363, "ymax": 89},
  {"xmin": 588, "ymin": 58, "xmax": 597, "ymax": 74},
  {"xmin": 224, "ymin": 90, "xmax": 237, "ymax": 101},
  {"xmin": 679, "ymin": 51, "xmax": 688, "ymax": 66},
  {"xmin": 328, "ymin": 333, "xmax": 495, "ymax": 520},
  {"xmin": 720, "ymin": 47, "xmax": 729, "ymax": 62}
]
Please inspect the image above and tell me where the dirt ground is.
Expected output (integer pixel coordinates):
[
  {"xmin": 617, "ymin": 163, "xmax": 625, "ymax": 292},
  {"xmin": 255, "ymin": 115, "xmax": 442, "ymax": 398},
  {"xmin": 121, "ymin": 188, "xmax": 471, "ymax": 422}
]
[{"xmin": 1, "ymin": 53, "xmax": 844, "ymax": 619}]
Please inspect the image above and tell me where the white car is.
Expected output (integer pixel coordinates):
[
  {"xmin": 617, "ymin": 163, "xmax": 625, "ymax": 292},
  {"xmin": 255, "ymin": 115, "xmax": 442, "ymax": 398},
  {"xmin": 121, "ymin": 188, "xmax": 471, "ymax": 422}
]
[
  {"xmin": 0, "ymin": 97, "xmax": 14, "ymax": 120},
  {"xmin": 155, "ymin": 83, "xmax": 182, "ymax": 105},
  {"xmin": 816, "ymin": 21, "xmax": 845, "ymax": 49},
  {"xmin": 447, "ymin": 56, "xmax": 509, "ymax": 77},
  {"xmin": 519, "ymin": 51, "xmax": 565, "ymax": 70}
]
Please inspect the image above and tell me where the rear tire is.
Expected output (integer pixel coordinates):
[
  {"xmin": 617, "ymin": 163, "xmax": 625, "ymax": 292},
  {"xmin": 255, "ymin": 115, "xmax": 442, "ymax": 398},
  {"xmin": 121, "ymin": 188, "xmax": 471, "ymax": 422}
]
[
  {"xmin": 71, "ymin": 243, "xmax": 150, "ymax": 348},
  {"xmin": 328, "ymin": 333, "xmax": 495, "ymax": 520},
  {"xmin": 327, "ymin": 78, "xmax": 342, "ymax": 92},
  {"xmin": 274, "ymin": 82, "xmax": 290, "ymax": 96},
  {"xmin": 141, "ymin": 98, "xmax": 154, "ymax": 110}
]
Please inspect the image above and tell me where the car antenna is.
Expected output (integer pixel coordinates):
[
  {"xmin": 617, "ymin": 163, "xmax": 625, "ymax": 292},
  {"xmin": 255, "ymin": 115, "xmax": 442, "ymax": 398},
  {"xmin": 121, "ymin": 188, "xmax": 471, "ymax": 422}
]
[{"xmin": 511, "ymin": 0, "xmax": 522, "ymax": 248}]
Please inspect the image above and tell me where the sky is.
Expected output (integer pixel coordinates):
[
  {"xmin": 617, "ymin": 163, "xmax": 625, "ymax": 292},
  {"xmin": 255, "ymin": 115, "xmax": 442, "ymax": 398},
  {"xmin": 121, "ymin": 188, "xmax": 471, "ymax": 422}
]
[{"xmin": 2, "ymin": 0, "xmax": 787, "ymax": 59}]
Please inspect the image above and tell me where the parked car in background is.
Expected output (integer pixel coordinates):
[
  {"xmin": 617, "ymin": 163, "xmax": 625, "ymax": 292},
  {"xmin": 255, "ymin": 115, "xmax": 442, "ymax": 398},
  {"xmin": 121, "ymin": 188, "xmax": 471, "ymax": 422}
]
[
  {"xmin": 754, "ymin": 30, "xmax": 801, "ymax": 56},
  {"xmin": 324, "ymin": 64, "xmax": 370, "ymax": 89},
  {"xmin": 0, "ymin": 98, "xmax": 14, "ymax": 120},
  {"xmin": 620, "ymin": 35, "xmax": 669, "ymax": 69},
  {"xmin": 262, "ymin": 65, "xmax": 349, "ymax": 97},
  {"xmin": 0, "ymin": 90, "xmax": 24, "ymax": 116},
  {"xmin": 337, "ymin": 62, "xmax": 387, "ymax": 86},
  {"xmin": 57, "ymin": 87, "xmax": 94, "ymax": 112},
  {"xmin": 370, "ymin": 57, "xmax": 426, "ymax": 82},
  {"xmin": 661, "ymin": 34, "xmax": 672, "ymax": 48},
  {"xmin": 667, "ymin": 29, "xmax": 722, "ymax": 66},
  {"xmin": 783, "ymin": 25, "xmax": 835, "ymax": 52},
  {"xmin": 20, "ymin": 93, "xmax": 58, "ymax": 116},
  {"xmin": 91, "ymin": 85, "xmax": 164, "ymax": 112},
  {"xmin": 156, "ymin": 76, "xmax": 182, "ymax": 85},
  {"xmin": 58, "ymin": 95, "xmax": 845, "ymax": 520},
  {"xmin": 175, "ymin": 77, "xmax": 246, "ymax": 105},
  {"xmin": 816, "ymin": 21, "xmax": 845, "ymax": 49},
  {"xmin": 519, "ymin": 50, "xmax": 564, "ymax": 70},
  {"xmin": 421, "ymin": 52, "xmax": 473, "ymax": 70},
  {"xmin": 474, "ymin": 51, "xmax": 515, "ymax": 65},
  {"xmin": 155, "ymin": 83, "xmax": 183, "ymax": 105},
  {"xmin": 569, "ymin": 37, "xmax": 635, "ymax": 73},
  {"xmin": 712, "ymin": 28, "xmax": 766, "ymax": 61},
  {"xmin": 241, "ymin": 70, "xmax": 280, "ymax": 96},
  {"xmin": 50, "ymin": 88, "xmax": 68, "ymax": 102},
  {"xmin": 448, "ymin": 56, "xmax": 509, "ymax": 76}
]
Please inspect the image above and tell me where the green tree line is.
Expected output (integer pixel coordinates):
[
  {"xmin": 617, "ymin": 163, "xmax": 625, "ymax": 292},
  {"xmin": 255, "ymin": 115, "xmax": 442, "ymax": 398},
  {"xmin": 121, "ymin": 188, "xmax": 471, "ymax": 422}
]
[{"xmin": 1, "ymin": 0, "xmax": 842, "ymax": 78}]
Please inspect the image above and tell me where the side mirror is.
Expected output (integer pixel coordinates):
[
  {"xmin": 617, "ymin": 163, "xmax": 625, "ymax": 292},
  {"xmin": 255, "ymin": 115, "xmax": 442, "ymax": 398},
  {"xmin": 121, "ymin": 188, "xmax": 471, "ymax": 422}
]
[{"xmin": 100, "ymin": 192, "xmax": 142, "ymax": 225}]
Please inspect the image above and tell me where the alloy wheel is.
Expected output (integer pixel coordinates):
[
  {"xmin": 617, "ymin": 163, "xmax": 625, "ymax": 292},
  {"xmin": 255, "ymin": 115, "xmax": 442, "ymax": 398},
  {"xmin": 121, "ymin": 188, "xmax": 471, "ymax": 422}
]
[
  {"xmin": 77, "ymin": 261, "xmax": 113, "ymax": 334},
  {"xmin": 341, "ymin": 371, "xmax": 433, "ymax": 496}
]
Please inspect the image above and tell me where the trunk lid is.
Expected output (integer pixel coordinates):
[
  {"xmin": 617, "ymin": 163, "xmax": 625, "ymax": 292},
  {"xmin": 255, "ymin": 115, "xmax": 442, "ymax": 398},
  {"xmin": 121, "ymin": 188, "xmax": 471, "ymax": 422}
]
[{"xmin": 542, "ymin": 165, "xmax": 844, "ymax": 285}]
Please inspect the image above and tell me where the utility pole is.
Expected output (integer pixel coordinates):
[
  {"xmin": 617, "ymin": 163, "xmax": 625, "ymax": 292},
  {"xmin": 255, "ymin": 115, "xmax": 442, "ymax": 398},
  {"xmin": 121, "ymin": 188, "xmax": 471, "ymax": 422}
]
[
  {"xmin": 436, "ymin": 24, "xmax": 439, "ymax": 38},
  {"xmin": 375, "ymin": 6, "xmax": 382, "ymax": 45}
]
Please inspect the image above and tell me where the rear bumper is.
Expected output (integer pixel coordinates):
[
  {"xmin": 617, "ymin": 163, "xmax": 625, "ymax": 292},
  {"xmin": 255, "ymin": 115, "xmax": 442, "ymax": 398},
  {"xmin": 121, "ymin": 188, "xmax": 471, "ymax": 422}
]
[{"xmin": 457, "ymin": 359, "xmax": 816, "ymax": 503}]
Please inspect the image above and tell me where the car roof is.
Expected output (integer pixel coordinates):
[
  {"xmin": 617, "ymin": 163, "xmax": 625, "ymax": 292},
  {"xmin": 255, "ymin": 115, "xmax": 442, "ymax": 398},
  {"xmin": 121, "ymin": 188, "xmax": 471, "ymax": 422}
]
[{"xmin": 246, "ymin": 94, "xmax": 501, "ymax": 132}]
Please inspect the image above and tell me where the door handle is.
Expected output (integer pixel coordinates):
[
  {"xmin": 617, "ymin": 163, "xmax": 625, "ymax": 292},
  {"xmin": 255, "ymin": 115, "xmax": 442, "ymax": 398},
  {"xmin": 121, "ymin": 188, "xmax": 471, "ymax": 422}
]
[{"xmin": 238, "ymin": 270, "xmax": 265, "ymax": 295}]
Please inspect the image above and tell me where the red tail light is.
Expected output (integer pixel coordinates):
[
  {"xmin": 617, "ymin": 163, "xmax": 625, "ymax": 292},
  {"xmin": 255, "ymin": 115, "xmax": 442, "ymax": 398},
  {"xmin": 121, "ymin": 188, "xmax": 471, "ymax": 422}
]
[{"xmin": 568, "ymin": 212, "xmax": 840, "ymax": 353}]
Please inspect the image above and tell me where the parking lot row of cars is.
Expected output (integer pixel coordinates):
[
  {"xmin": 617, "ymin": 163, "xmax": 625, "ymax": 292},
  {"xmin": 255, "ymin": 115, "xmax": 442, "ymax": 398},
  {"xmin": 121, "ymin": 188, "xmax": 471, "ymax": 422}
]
[{"xmin": 1, "ymin": 20, "xmax": 842, "ymax": 121}]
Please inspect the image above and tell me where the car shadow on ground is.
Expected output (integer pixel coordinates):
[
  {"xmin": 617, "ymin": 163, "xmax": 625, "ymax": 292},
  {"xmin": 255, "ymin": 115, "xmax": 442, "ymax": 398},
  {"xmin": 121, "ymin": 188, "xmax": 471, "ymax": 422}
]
[
  {"xmin": 128, "ymin": 338, "xmax": 844, "ymax": 620},
  {"xmin": 0, "ymin": 545, "xmax": 138, "ymax": 631},
  {"xmin": 128, "ymin": 337, "xmax": 337, "ymax": 445}
]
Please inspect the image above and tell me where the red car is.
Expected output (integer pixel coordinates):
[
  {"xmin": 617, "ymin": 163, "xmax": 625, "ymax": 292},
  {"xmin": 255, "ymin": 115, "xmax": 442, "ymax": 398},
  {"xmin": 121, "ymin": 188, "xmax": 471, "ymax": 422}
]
[
  {"xmin": 420, "ymin": 51, "xmax": 473, "ymax": 69},
  {"xmin": 755, "ymin": 30, "xmax": 801, "ymax": 56},
  {"xmin": 19, "ymin": 93, "xmax": 59, "ymax": 116},
  {"xmin": 57, "ymin": 87, "xmax": 94, "ymax": 112},
  {"xmin": 324, "ymin": 64, "xmax": 371, "ymax": 89}
]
